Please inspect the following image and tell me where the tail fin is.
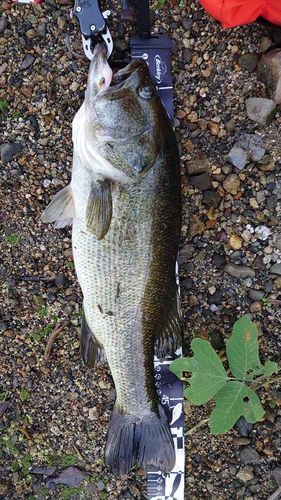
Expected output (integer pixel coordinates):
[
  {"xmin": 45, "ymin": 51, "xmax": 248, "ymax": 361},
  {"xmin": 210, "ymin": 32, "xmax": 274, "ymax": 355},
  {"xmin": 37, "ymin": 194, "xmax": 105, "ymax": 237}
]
[{"xmin": 105, "ymin": 406, "xmax": 175, "ymax": 475}]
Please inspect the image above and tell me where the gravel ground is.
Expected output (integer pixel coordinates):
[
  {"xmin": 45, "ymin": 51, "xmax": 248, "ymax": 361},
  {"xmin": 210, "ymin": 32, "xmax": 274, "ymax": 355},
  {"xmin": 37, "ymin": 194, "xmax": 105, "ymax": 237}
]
[{"xmin": 1, "ymin": 0, "xmax": 281, "ymax": 499}]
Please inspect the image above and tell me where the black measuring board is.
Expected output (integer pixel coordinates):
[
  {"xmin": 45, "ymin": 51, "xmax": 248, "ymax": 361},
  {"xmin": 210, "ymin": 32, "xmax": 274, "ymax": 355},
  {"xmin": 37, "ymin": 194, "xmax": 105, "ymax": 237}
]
[{"xmin": 130, "ymin": 33, "xmax": 174, "ymax": 124}]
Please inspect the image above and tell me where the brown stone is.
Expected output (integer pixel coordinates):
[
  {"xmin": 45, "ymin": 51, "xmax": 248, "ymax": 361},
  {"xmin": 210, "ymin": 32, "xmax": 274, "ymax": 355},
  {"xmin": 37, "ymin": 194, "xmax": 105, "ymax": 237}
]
[
  {"xmin": 223, "ymin": 174, "xmax": 240, "ymax": 195},
  {"xmin": 20, "ymin": 85, "xmax": 33, "ymax": 98},
  {"xmin": 208, "ymin": 122, "xmax": 220, "ymax": 136},
  {"xmin": 249, "ymin": 301, "xmax": 263, "ymax": 313},
  {"xmin": 202, "ymin": 190, "xmax": 221, "ymax": 208},
  {"xmin": 274, "ymin": 276, "xmax": 281, "ymax": 289},
  {"xmin": 175, "ymin": 109, "xmax": 186, "ymax": 120},
  {"xmin": 229, "ymin": 234, "xmax": 242, "ymax": 249},
  {"xmin": 257, "ymin": 48, "xmax": 281, "ymax": 104},
  {"xmin": 189, "ymin": 173, "xmax": 212, "ymax": 191},
  {"xmin": 189, "ymin": 214, "xmax": 205, "ymax": 237},
  {"xmin": 183, "ymin": 139, "xmax": 194, "ymax": 154},
  {"xmin": 185, "ymin": 153, "xmax": 211, "ymax": 175}
]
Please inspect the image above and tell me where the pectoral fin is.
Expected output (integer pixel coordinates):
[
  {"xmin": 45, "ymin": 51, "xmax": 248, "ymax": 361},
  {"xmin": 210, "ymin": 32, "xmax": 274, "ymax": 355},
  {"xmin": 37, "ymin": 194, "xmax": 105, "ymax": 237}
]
[
  {"xmin": 41, "ymin": 185, "xmax": 74, "ymax": 228},
  {"xmin": 154, "ymin": 290, "xmax": 182, "ymax": 360},
  {"xmin": 86, "ymin": 179, "xmax": 112, "ymax": 240},
  {"xmin": 80, "ymin": 308, "xmax": 105, "ymax": 368}
]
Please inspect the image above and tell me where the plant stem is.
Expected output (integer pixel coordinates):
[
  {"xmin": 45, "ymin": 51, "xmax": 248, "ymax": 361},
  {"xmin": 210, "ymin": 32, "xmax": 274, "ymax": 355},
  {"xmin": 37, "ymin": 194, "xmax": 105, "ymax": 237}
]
[
  {"xmin": 185, "ymin": 418, "xmax": 210, "ymax": 435},
  {"xmin": 251, "ymin": 375, "xmax": 281, "ymax": 391}
]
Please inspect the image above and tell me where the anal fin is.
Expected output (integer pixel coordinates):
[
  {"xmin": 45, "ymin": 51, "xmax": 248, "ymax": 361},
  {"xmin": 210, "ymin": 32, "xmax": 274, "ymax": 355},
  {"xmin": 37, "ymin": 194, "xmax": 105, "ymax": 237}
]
[{"xmin": 80, "ymin": 308, "xmax": 105, "ymax": 368}]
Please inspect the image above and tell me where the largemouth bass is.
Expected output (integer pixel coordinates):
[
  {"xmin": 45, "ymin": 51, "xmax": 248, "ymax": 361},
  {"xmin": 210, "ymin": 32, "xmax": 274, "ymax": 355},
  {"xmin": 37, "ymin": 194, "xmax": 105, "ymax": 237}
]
[{"xmin": 42, "ymin": 43, "xmax": 182, "ymax": 475}]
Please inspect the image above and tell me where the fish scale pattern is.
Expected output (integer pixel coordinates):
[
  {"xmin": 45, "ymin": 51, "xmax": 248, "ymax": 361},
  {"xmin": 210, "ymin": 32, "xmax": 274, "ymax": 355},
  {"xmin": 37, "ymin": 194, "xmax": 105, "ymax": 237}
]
[{"xmin": 72, "ymin": 156, "xmax": 156, "ymax": 414}]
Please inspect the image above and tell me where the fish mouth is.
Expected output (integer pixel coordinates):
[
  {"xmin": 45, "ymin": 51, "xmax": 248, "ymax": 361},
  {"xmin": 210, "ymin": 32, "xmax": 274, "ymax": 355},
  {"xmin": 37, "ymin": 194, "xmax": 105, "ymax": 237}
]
[
  {"xmin": 90, "ymin": 42, "xmax": 152, "ymax": 94},
  {"xmin": 112, "ymin": 59, "xmax": 149, "ymax": 85}
]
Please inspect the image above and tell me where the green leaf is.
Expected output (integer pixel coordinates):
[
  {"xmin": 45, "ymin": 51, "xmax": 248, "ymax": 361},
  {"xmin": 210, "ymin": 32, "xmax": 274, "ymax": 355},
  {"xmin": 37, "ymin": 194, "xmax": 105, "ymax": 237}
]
[
  {"xmin": 226, "ymin": 316, "xmax": 260, "ymax": 379},
  {"xmin": 210, "ymin": 381, "xmax": 265, "ymax": 434},
  {"xmin": 259, "ymin": 359, "xmax": 278, "ymax": 376},
  {"xmin": 31, "ymin": 331, "xmax": 41, "ymax": 341},
  {"xmin": 169, "ymin": 339, "xmax": 227, "ymax": 405}
]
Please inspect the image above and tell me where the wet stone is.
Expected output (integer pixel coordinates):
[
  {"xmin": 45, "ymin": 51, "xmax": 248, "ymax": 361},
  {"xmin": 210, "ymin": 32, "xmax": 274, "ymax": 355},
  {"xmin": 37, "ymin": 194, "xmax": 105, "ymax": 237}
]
[
  {"xmin": 37, "ymin": 23, "xmax": 47, "ymax": 38},
  {"xmin": 254, "ymin": 255, "xmax": 266, "ymax": 270},
  {"xmin": 249, "ymin": 301, "xmax": 263, "ymax": 313},
  {"xmin": 212, "ymin": 253, "xmax": 226, "ymax": 269},
  {"xmin": 202, "ymin": 190, "xmax": 221, "ymax": 208},
  {"xmin": 224, "ymin": 264, "xmax": 255, "ymax": 279},
  {"xmin": 180, "ymin": 277, "xmax": 193, "ymax": 289},
  {"xmin": 55, "ymin": 273, "xmax": 65, "ymax": 287},
  {"xmin": 236, "ymin": 133, "xmax": 266, "ymax": 161},
  {"xmin": 189, "ymin": 173, "xmax": 212, "ymax": 191},
  {"xmin": 210, "ymin": 330, "xmax": 225, "ymax": 350},
  {"xmin": 19, "ymin": 54, "xmax": 35, "ymax": 70},
  {"xmin": 238, "ymin": 53, "xmax": 260, "ymax": 73},
  {"xmin": 226, "ymin": 145, "xmax": 247, "ymax": 170},
  {"xmin": 114, "ymin": 39, "xmax": 129, "ymax": 52},
  {"xmin": 27, "ymin": 115, "xmax": 39, "ymax": 134},
  {"xmin": 273, "ymin": 232, "xmax": 281, "ymax": 251},
  {"xmin": 236, "ymin": 465, "xmax": 254, "ymax": 482},
  {"xmin": 189, "ymin": 214, "xmax": 205, "ymax": 237},
  {"xmin": 230, "ymin": 250, "xmax": 242, "ymax": 261},
  {"xmin": 255, "ymin": 225, "xmax": 271, "ymax": 241},
  {"xmin": 183, "ymin": 48, "xmax": 192, "ymax": 63},
  {"xmin": 216, "ymin": 41, "xmax": 227, "ymax": 52},
  {"xmin": 0, "ymin": 481, "xmax": 12, "ymax": 495},
  {"xmin": 257, "ymin": 48, "xmax": 281, "ymax": 104},
  {"xmin": 266, "ymin": 194, "xmax": 278, "ymax": 211},
  {"xmin": 225, "ymin": 119, "xmax": 236, "ymax": 132},
  {"xmin": 0, "ymin": 143, "xmax": 22, "ymax": 163},
  {"xmin": 240, "ymin": 447, "xmax": 260, "ymax": 464},
  {"xmin": 0, "ymin": 17, "xmax": 8, "ymax": 33},
  {"xmin": 185, "ymin": 153, "xmax": 211, "ymax": 175},
  {"xmin": 96, "ymin": 479, "xmax": 105, "ymax": 491},
  {"xmin": 31, "ymin": 466, "xmax": 57, "ymax": 476},
  {"xmin": 235, "ymin": 416, "xmax": 253, "ymax": 437},
  {"xmin": 270, "ymin": 263, "xmax": 281, "ymax": 275},
  {"xmin": 264, "ymin": 280, "xmax": 274, "ymax": 293},
  {"xmin": 223, "ymin": 174, "xmax": 240, "ymax": 195},
  {"xmin": 221, "ymin": 165, "xmax": 232, "ymax": 177},
  {"xmin": 245, "ymin": 97, "xmax": 277, "ymax": 127},
  {"xmin": 179, "ymin": 244, "xmax": 194, "ymax": 263},
  {"xmin": 181, "ymin": 17, "xmax": 193, "ymax": 30},
  {"xmin": 208, "ymin": 289, "xmax": 223, "ymax": 304},
  {"xmin": 248, "ymin": 288, "xmax": 265, "ymax": 300},
  {"xmin": 32, "ymin": 295, "xmax": 45, "ymax": 306},
  {"xmin": 248, "ymin": 483, "xmax": 261, "ymax": 493},
  {"xmin": 28, "ymin": 356, "xmax": 37, "ymax": 367}
]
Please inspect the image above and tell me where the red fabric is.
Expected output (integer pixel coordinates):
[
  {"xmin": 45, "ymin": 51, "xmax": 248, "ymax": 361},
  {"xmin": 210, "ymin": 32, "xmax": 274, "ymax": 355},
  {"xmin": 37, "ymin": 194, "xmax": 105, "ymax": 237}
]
[{"xmin": 198, "ymin": 0, "xmax": 281, "ymax": 28}]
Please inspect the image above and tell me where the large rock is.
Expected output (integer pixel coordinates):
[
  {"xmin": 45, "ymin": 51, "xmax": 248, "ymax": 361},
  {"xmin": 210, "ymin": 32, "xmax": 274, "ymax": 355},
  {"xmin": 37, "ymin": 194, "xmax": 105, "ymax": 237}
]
[
  {"xmin": 245, "ymin": 97, "xmax": 276, "ymax": 127},
  {"xmin": 0, "ymin": 143, "xmax": 22, "ymax": 163},
  {"xmin": 257, "ymin": 48, "xmax": 281, "ymax": 104}
]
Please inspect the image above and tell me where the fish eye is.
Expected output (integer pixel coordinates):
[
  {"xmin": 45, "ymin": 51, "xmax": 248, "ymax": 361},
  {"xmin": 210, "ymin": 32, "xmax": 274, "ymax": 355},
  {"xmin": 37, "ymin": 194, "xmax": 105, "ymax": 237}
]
[
  {"xmin": 99, "ymin": 77, "xmax": 105, "ymax": 87},
  {"xmin": 138, "ymin": 86, "xmax": 154, "ymax": 99}
]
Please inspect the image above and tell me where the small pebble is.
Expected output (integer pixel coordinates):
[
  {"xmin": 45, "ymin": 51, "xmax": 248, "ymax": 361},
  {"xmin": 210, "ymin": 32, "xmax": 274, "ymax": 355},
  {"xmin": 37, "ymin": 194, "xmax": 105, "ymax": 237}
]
[{"xmin": 240, "ymin": 447, "xmax": 260, "ymax": 464}]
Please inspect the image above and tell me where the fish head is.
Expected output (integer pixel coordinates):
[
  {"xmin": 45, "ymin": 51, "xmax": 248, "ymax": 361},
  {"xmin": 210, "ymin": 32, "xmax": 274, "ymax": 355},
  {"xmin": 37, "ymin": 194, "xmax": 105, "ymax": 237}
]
[{"xmin": 84, "ymin": 45, "xmax": 171, "ymax": 180}]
